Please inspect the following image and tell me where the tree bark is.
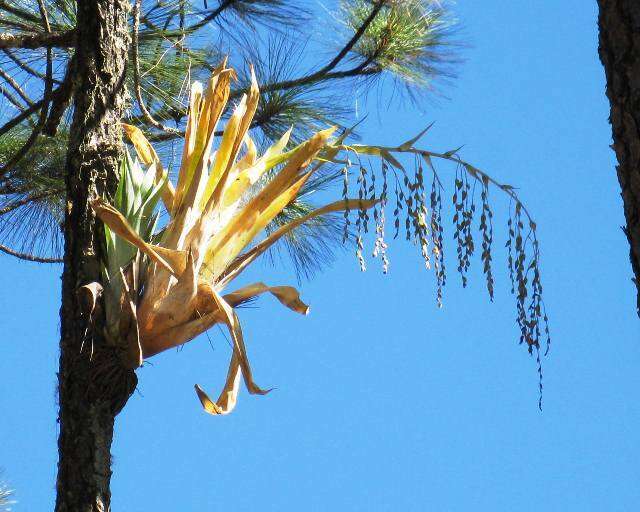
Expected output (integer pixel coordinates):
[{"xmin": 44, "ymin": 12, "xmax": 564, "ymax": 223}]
[
  {"xmin": 598, "ymin": 0, "xmax": 640, "ymax": 315},
  {"xmin": 55, "ymin": 1, "xmax": 133, "ymax": 511}
]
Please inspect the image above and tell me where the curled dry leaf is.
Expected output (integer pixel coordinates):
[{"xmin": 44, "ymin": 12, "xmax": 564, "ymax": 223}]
[
  {"xmin": 195, "ymin": 354, "xmax": 242, "ymax": 416},
  {"xmin": 209, "ymin": 288, "xmax": 271, "ymax": 396},
  {"xmin": 223, "ymin": 282, "xmax": 310, "ymax": 316}
]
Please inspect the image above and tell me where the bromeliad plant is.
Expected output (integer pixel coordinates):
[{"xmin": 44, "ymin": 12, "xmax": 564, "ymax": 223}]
[{"xmin": 87, "ymin": 61, "xmax": 550, "ymax": 415}]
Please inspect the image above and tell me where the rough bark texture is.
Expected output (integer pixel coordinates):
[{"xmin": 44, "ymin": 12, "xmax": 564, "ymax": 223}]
[
  {"xmin": 598, "ymin": 0, "xmax": 640, "ymax": 314},
  {"xmin": 55, "ymin": 1, "xmax": 134, "ymax": 511}
]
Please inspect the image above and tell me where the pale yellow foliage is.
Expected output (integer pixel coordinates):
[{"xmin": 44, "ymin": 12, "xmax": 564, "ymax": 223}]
[{"xmin": 91, "ymin": 63, "xmax": 377, "ymax": 415}]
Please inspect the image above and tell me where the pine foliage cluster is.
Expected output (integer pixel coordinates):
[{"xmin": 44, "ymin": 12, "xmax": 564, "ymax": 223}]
[{"xmin": 0, "ymin": 0, "xmax": 456, "ymax": 266}]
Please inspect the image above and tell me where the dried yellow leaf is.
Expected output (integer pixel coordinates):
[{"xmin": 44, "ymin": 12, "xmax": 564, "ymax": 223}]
[
  {"xmin": 194, "ymin": 351, "xmax": 242, "ymax": 415},
  {"xmin": 209, "ymin": 288, "xmax": 271, "ymax": 396},
  {"xmin": 224, "ymin": 282, "xmax": 310, "ymax": 315},
  {"xmin": 91, "ymin": 198, "xmax": 181, "ymax": 275}
]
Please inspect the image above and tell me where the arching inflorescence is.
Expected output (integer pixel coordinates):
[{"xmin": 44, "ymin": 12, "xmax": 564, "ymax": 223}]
[{"xmin": 87, "ymin": 62, "xmax": 550, "ymax": 415}]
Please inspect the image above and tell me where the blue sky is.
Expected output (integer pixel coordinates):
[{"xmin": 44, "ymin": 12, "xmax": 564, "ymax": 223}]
[{"xmin": 2, "ymin": 1, "xmax": 640, "ymax": 511}]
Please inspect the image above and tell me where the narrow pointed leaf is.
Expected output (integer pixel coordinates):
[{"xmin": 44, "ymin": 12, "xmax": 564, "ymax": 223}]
[
  {"xmin": 399, "ymin": 122, "xmax": 435, "ymax": 150},
  {"xmin": 122, "ymin": 123, "xmax": 176, "ymax": 211}
]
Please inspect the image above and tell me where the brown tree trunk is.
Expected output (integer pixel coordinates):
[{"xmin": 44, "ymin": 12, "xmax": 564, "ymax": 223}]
[
  {"xmin": 55, "ymin": 1, "xmax": 134, "ymax": 510},
  {"xmin": 598, "ymin": 0, "xmax": 640, "ymax": 315}
]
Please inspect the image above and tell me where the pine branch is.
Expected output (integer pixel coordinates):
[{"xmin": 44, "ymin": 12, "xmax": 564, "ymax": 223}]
[
  {"xmin": 0, "ymin": 242, "xmax": 62, "ymax": 262},
  {"xmin": 132, "ymin": 4, "xmax": 385, "ymax": 134},
  {"xmin": 0, "ymin": 189, "xmax": 53, "ymax": 214},
  {"xmin": 0, "ymin": 125, "xmax": 66, "ymax": 263},
  {"xmin": 0, "ymin": 83, "xmax": 30, "ymax": 112},
  {"xmin": 2, "ymin": 48, "xmax": 63, "ymax": 84},
  {"xmin": 184, "ymin": 0, "xmax": 301, "ymax": 34},
  {"xmin": 131, "ymin": 0, "xmax": 181, "ymax": 135},
  {"xmin": 0, "ymin": 93, "xmax": 45, "ymax": 137},
  {"xmin": 0, "ymin": 0, "xmax": 53, "ymax": 179},
  {"xmin": 0, "ymin": 54, "xmax": 71, "ymax": 140},
  {"xmin": 317, "ymin": 0, "xmax": 386, "ymax": 77},
  {"xmin": 43, "ymin": 54, "xmax": 76, "ymax": 136},
  {"xmin": 185, "ymin": 0, "xmax": 235, "ymax": 32},
  {"xmin": 0, "ymin": 65, "xmax": 33, "ymax": 105},
  {"xmin": 0, "ymin": 28, "xmax": 74, "ymax": 49},
  {"xmin": 341, "ymin": 0, "xmax": 458, "ymax": 91},
  {"xmin": 0, "ymin": 1, "xmax": 40, "ymax": 24},
  {"xmin": 246, "ymin": 63, "xmax": 380, "ymax": 98},
  {"xmin": 227, "ymin": 3, "xmax": 386, "ymax": 99}
]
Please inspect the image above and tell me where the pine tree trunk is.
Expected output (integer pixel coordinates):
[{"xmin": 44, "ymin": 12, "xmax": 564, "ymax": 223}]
[
  {"xmin": 55, "ymin": 1, "xmax": 133, "ymax": 510},
  {"xmin": 598, "ymin": 0, "xmax": 640, "ymax": 315}
]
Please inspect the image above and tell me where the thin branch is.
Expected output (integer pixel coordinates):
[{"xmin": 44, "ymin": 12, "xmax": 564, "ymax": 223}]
[
  {"xmin": 0, "ymin": 66, "xmax": 33, "ymax": 105},
  {"xmin": 239, "ymin": 1, "xmax": 384, "ymax": 96},
  {"xmin": 0, "ymin": 18, "xmax": 38, "ymax": 33},
  {"xmin": 0, "ymin": 242, "xmax": 62, "ymax": 263},
  {"xmin": 0, "ymin": 1, "xmax": 40, "ymax": 23},
  {"xmin": 0, "ymin": 28, "xmax": 75, "ymax": 49},
  {"xmin": 316, "ymin": 0, "xmax": 385, "ymax": 77},
  {"xmin": 131, "ymin": 0, "xmax": 181, "ymax": 135},
  {"xmin": 0, "ymin": 94, "xmax": 45, "ymax": 137},
  {"xmin": 184, "ymin": 0, "xmax": 235, "ymax": 33},
  {"xmin": 0, "ymin": 190, "xmax": 54, "ymax": 215},
  {"xmin": 128, "ymin": 2, "xmax": 384, "ymax": 134},
  {"xmin": 138, "ymin": 60, "xmax": 379, "ymax": 137},
  {"xmin": 227, "ymin": 3, "xmax": 385, "ymax": 101},
  {"xmin": 0, "ymin": 83, "xmax": 30, "ymax": 112},
  {"xmin": 2, "ymin": 49, "xmax": 63, "ymax": 84},
  {"xmin": 43, "ymin": 54, "xmax": 76, "ymax": 136},
  {"xmin": 230, "ymin": 62, "xmax": 380, "ymax": 101},
  {"xmin": 179, "ymin": 0, "xmax": 186, "ymax": 30}
]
